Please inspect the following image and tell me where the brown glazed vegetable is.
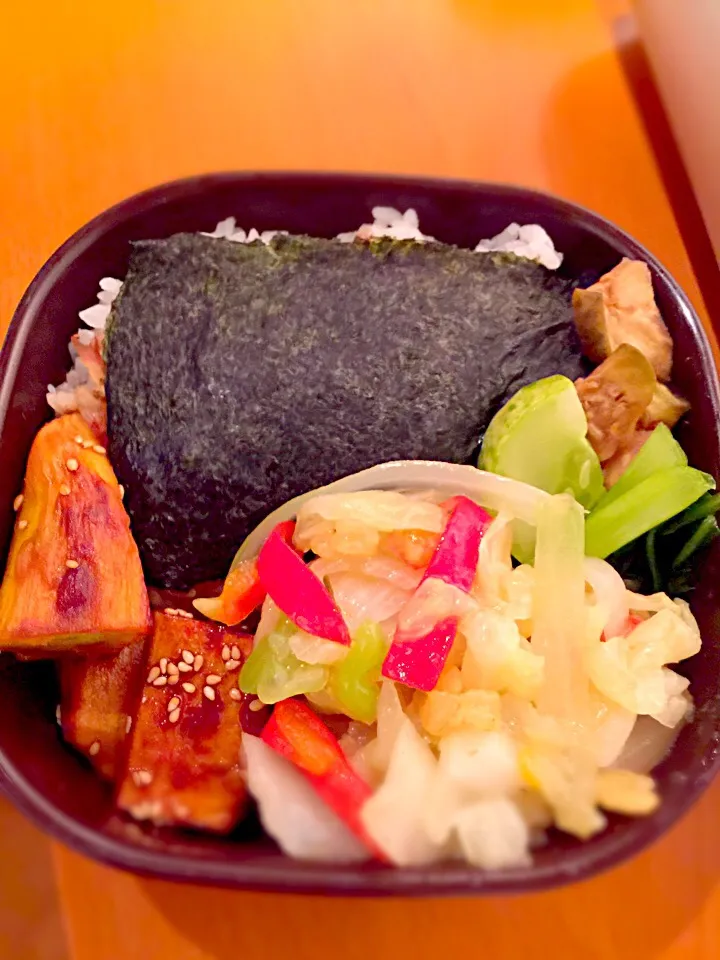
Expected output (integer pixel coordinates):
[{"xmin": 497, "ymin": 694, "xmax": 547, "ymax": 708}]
[
  {"xmin": 0, "ymin": 414, "xmax": 152, "ymax": 654},
  {"xmin": 60, "ymin": 640, "xmax": 148, "ymax": 780},
  {"xmin": 572, "ymin": 259, "xmax": 673, "ymax": 381},
  {"xmin": 117, "ymin": 612, "xmax": 252, "ymax": 833}
]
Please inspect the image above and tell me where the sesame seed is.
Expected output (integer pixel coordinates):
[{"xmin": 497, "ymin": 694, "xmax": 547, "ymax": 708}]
[
  {"xmin": 221, "ymin": 645, "xmax": 231, "ymax": 661},
  {"xmin": 93, "ymin": 445, "xmax": 106, "ymax": 455},
  {"xmin": 146, "ymin": 666, "xmax": 160, "ymax": 683},
  {"xmin": 168, "ymin": 676, "xmax": 179, "ymax": 686},
  {"xmin": 82, "ymin": 439, "xmax": 93, "ymax": 449},
  {"xmin": 231, "ymin": 645, "xmax": 241, "ymax": 660},
  {"xmin": 125, "ymin": 716, "xmax": 132, "ymax": 734},
  {"xmin": 59, "ymin": 484, "xmax": 71, "ymax": 496},
  {"xmin": 141, "ymin": 695, "xmax": 147, "ymax": 704},
  {"xmin": 193, "ymin": 654, "xmax": 204, "ymax": 671},
  {"xmin": 249, "ymin": 699, "xmax": 265, "ymax": 712},
  {"xmin": 118, "ymin": 485, "xmax": 125, "ymax": 499},
  {"xmin": 164, "ymin": 607, "xmax": 178, "ymax": 616},
  {"xmin": 133, "ymin": 770, "xmax": 153, "ymax": 787},
  {"xmin": 225, "ymin": 659, "xmax": 240, "ymax": 671},
  {"xmin": 159, "ymin": 657, "xmax": 168, "ymax": 675},
  {"xmin": 18, "ymin": 520, "xmax": 28, "ymax": 530},
  {"xmin": 152, "ymin": 676, "xmax": 168, "ymax": 687},
  {"xmin": 182, "ymin": 650, "xmax": 194, "ymax": 665},
  {"xmin": 65, "ymin": 559, "xmax": 79, "ymax": 569},
  {"xmin": 56, "ymin": 705, "xmax": 62, "ymax": 723},
  {"xmin": 74, "ymin": 435, "xmax": 84, "ymax": 444},
  {"xmin": 206, "ymin": 674, "xmax": 222, "ymax": 686},
  {"xmin": 89, "ymin": 741, "xmax": 100, "ymax": 756},
  {"xmin": 13, "ymin": 494, "xmax": 23, "ymax": 511},
  {"xmin": 167, "ymin": 697, "xmax": 180, "ymax": 712},
  {"xmin": 167, "ymin": 662, "xmax": 179, "ymax": 676},
  {"xmin": 66, "ymin": 458, "xmax": 79, "ymax": 472},
  {"xmin": 203, "ymin": 686, "xmax": 216, "ymax": 701},
  {"xmin": 169, "ymin": 708, "xmax": 181, "ymax": 724},
  {"xmin": 182, "ymin": 682, "xmax": 196, "ymax": 694},
  {"xmin": 179, "ymin": 610, "xmax": 194, "ymax": 620},
  {"xmin": 229, "ymin": 688, "xmax": 241, "ymax": 702},
  {"xmin": 177, "ymin": 661, "xmax": 192, "ymax": 673}
]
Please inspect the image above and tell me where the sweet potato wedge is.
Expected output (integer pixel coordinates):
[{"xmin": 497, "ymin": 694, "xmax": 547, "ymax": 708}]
[
  {"xmin": 0, "ymin": 414, "xmax": 152, "ymax": 654},
  {"xmin": 60, "ymin": 640, "xmax": 148, "ymax": 780},
  {"xmin": 117, "ymin": 612, "xmax": 252, "ymax": 833}
]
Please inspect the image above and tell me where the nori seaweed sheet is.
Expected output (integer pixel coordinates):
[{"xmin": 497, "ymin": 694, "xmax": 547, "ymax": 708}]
[{"xmin": 105, "ymin": 233, "xmax": 585, "ymax": 588}]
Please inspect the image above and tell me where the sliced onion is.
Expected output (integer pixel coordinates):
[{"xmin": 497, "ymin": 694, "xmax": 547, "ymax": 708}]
[
  {"xmin": 584, "ymin": 557, "xmax": 630, "ymax": 638},
  {"xmin": 232, "ymin": 461, "xmax": 551, "ymax": 567},
  {"xmin": 613, "ymin": 710, "xmax": 689, "ymax": 774},
  {"xmin": 242, "ymin": 735, "xmax": 370, "ymax": 863}
]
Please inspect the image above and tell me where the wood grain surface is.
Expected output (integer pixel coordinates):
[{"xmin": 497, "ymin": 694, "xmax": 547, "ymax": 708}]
[{"xmin": 2, "ymin": 1, "xmax": 719, "ymax": 958}]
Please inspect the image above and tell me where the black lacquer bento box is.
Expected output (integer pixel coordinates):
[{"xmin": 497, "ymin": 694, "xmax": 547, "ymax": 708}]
[{"xmin": 1, "ymin": 173, "xmax": 719, "ymax": 895}]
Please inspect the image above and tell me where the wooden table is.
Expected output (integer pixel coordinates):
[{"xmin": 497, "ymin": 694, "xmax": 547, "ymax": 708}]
[{"xmin": 2, "ymin": 1, "xmax": 720, "ymax": 958}]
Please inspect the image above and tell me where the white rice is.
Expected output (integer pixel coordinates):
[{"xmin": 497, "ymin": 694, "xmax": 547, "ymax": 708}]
[
  {"xmin": 46, "ymin": 277, "xmax": 122, "ymax": 417},
  {"xmin": 47, "ymin": 209, "xmax": 563, "ymax": 418}
]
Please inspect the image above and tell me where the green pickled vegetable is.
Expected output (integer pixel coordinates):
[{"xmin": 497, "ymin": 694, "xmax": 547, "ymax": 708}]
[
  {"xmin": 327, "ymin": 621, "xmax": 386, "ymax": 724},
  {"xmin": 596, "ymin": 424, "xmax": 687, "ymax": 510},
  {"xmin": 239, "ymin": 616, "xmax": 328, "ymax": 704},
  {"xmin": 479, "ymin": 375, "xmax": 603, "ymax": 509},
  {"xmin": 585, "ymin": 466, "xmax": 715, "ymax": 559}
]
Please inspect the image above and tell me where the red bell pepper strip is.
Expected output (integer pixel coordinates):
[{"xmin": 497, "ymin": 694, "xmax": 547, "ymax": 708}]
[
  {"xmin": 257, "ymin": 522, "xmax": 351, "ymax": 645},
  {"xmin": 192, "ymin": 522, "xmax": 296, "ymax": 625},
  {"xmin": 382, "ymin": 496, "xmax": 492, "ymax": 691},
  {"xmin": 262, "ymin": 699, "xmax": 380, "ymax": 854},
  {"xmin": 602, "ymin": 612, "xmax": 645, "ymax": 642},
  {"xmin": 192, "ymin": 558, "xmax": 266, "ymax": 626}
]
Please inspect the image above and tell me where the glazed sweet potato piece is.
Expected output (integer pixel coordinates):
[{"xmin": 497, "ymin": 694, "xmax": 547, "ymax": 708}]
[
  {"xmin": 60, "ymin": 640, "xmax": 148, "ymax": 780},
  {"xmin": 0, "ymin": 414, "xmax": 152, "ymax": 654},
  {"xmin": 117, "ymin": 612, "xmax": 252, "ymax": 833}
]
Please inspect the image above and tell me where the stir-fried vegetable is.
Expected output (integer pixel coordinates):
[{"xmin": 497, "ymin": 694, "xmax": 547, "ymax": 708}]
[
  {"xmin": 261, "ymin": 699, "xmax": 378, "ymax": 852},
  {"xmin": 243, "ymin": 734, "xmax": 370, "ymax": 862},
  {"xmin": 595, "ymin": 423, "xmax": 687, "ymax": 510},
  {"xmin": 232, "ymin": 461, "xmax": 551, "ymax": 567},
  {"xmin": 192, "ymin": 558, "xmax": 265, "ymax": 625},
  {"xmin": 479, "ymin": 375, "xmax": 603, "ymax": 509},
  {"xmin": 382, "ymin": 497, "xmax": 492, "ymax": 691},
  {"xmin": 239, "ymin": 616, "xmax": 328, "ymax": 704},
  {"xmin": 326, "ymin": 622, "xmax": 386, "ymax": 724},
  {"xmin": 257, "ymin": 522, "xmax": 350, "ymax": 645},
  {"xmin": 585, "ymin": 466, "xmax": 715, "ymax": 559},
  {"xmin": 531, "ymin": 494, "xmax": 588, "ymax": 719}
]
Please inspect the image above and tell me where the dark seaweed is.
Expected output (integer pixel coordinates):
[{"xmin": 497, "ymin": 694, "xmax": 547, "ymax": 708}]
[{"xmin": 105, "ymin": 233, "xmax": 585, "ymax": 588}]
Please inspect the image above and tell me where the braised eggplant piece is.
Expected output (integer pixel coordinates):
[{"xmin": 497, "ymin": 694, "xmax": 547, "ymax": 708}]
[
  {"xmin": 60, "ymin": 640, "xmax": 148, "ymax": 780},
  {"xmin": 572, "ymin": 259, "xmax": 673, "ymax": 381},
  {"xmin": 575, "ymin": 344, "xmax": 656, "ymax": 463},
  {"xmin": 641, "ymin": 383, "xmax": 691, "ymax": 430},
  {"xmin": 0, "ymin": 414, "xmax": 152, "ymax": 654},
  {"xmin": 117, "ymin": 612, "xmax": 252, "ymax": 833}
]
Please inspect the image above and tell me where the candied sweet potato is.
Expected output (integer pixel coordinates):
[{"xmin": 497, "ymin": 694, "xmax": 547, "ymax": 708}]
[
  {"xmin": 117, "ymin": 612, "xmax": 252, "ymax": 833},
  {"xmin": 0, "ymin": 414, "xmax": 152, "ymax": 654},
  {"xmin": 60, "ymin": 640, "xmax": 148, "ymax": 780}
]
